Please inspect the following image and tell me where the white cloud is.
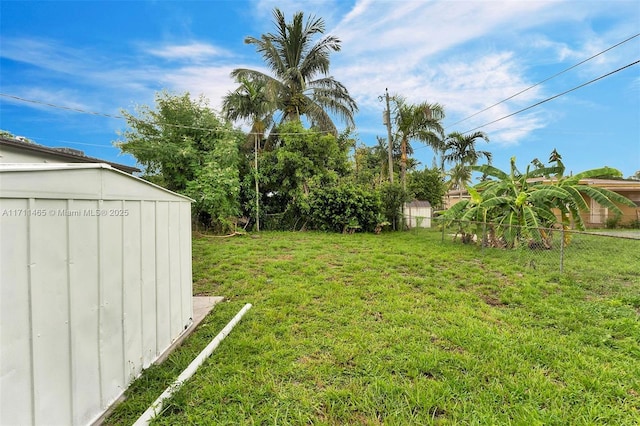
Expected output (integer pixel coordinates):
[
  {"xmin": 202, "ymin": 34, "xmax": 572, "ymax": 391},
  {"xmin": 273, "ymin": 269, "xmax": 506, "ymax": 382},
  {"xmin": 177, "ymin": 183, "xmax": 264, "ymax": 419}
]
[
  {"xmin": 324, "ymin": 0, "xmax": 640, "ymax": 151},
  {"xmin": 0, "ymin": 37, "xmax": 92, "ymax": 75},
  {"xmin": 145, "ymin": 42, "xmax": 232, "ymax": 61},
  {"xmin": 156, "ymin": 65, "xmax": 241, "ymax": 111}
]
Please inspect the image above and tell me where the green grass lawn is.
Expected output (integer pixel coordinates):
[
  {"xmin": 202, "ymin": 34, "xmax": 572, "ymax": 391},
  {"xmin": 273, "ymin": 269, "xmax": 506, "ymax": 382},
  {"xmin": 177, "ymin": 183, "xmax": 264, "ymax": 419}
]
[{"xmin": 106, "ymin": 229, "xmax": 640, "ymax": 425}]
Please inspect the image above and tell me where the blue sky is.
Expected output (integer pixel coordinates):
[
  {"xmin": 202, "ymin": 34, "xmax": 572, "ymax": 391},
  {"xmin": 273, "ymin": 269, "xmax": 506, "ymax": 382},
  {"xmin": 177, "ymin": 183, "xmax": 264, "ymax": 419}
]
[{"xmin": 1, "ymin": 0, "xmax": 639, "ymax": 178}]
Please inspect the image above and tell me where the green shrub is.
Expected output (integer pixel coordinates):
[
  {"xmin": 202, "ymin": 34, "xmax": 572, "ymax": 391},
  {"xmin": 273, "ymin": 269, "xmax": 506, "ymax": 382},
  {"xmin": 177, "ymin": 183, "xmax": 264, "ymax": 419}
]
[
  {"xmin": 307, "ymin": 184, "xmax": 381, "ymax": 233},
  {"xmin": 379, "ymin": 182, "xmax": 409, "ymax": 230},
  {"xmin": 624, "ymin": 218, "xmax": 640, "ymax": 229},
  {"xmin": 605, "ymin": 213, "xmax": 622, "ymax": 229}
]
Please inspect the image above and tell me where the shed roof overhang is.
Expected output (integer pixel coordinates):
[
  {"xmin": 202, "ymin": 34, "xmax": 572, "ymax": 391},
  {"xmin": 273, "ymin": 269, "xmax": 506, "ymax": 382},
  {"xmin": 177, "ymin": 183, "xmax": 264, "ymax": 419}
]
[{"xmin": 0, "ymin": 163, "xmax": 192, "ymax": 202}]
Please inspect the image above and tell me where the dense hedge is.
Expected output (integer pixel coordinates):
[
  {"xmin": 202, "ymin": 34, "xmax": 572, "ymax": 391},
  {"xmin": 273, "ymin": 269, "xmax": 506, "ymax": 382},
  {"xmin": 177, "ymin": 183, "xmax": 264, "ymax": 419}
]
[{"xmin": 307, "ymin": 184, "xmax": 381, "ymax": 233}]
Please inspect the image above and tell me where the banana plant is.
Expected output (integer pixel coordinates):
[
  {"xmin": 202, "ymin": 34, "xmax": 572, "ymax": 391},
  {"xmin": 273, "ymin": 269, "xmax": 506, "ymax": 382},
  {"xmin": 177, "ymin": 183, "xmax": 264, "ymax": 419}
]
[{"xmin": 442, "ymin": 154, "xmax": 635, "ymax": 248}]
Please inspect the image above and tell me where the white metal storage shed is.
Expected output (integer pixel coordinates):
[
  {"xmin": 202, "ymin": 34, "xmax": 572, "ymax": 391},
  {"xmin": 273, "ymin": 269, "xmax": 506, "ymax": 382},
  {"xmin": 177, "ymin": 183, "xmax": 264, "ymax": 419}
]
[
  {"xmin": 404, "ymin": 200, "xmax": 432, "ymax": 228},
  {"xmin": 0, "ymin": 163, "xmax": 193, "ymax": 426}
]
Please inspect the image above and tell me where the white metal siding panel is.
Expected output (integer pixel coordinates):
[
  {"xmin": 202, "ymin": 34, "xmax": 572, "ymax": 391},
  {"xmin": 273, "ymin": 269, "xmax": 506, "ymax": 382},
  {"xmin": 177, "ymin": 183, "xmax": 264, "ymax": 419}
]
[
  {"xmin": 1, "ymin": 166, "xmax": 193, "ymax": 425},
  {"xmin": 67, "ymin": 199, "xmax": 102, "ymax": 425},
  {"xmin": 102, "ymin": 171, "xmax": 188, "ymax": 201},
  {"xmin": 404, "ymin": 205, "xmax": 431, "ymax": 228},
  {"xmin": 98, "ymin": 200, "xmax": 126, "ymax": 408},
  {"xmin": 30, "ymin": 199, "xmax": 73, "ymax": 425},
  {"xmin": 0, "ymin": 198, "xmax": 34, "ymax": 426},
  {"xmin": 0, "ymin": 169, "xmax": 102, "ymax": 200},
  {"xmin": 0, "ymin": 167, "xmax": 192, "ymax": 202},
  {"xmin": 155, "ymin": 202, "xmax": 171, "ymax": 356},
  {"xmin": 180, "ymin": 202, "xmax": 193, "ymax": 326},
  {"xmin": 123, "ymin": 200, "xmax": 144, "ymax": 383},
  {"xmin": 140, "ymin": 201, "xmax": 157, "ymax": 367},
  {"xmin": 169, "ymin": 202, "xmax": 183, "ymax": 339}
]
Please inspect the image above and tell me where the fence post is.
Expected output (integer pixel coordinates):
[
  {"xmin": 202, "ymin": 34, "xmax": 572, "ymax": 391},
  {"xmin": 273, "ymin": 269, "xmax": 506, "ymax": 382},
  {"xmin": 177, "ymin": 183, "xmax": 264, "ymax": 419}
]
[
  {"xmin": 559, "ymin": 228, "xmax": 565, "ymax": 273},
  {"xmin": 441, "ymin": 218, "xmax": 445, "ymax": 243},
  {"xmin": 482, "ymin": 221, "xmax": 487, "ymax": 254}
]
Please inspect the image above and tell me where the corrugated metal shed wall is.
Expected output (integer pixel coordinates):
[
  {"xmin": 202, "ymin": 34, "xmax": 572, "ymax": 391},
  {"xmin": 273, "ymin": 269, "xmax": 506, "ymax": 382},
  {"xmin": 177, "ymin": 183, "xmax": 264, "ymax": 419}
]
[
  {"xmin": 404, "ymin": 201, "xmax": 432, "ymax": 228},
  {"xmin": 0, "ymin": 164, "xmax": 193, "ymax": 425}
]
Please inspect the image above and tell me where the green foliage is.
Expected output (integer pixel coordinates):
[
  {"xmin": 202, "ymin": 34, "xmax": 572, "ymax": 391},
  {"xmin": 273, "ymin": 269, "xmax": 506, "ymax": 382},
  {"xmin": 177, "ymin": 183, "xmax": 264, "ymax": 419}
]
[
  {"xmin": 231, "ymin": 8, "xmax": 358, "ymax": 134},
  {"xmin": 183, "ymin": 142, "xmax": 240, "ymax": 233},
  {"xmin": 380, "ymin": 181, "xmax": 409, "ymax": 229},
  {"xmin": 389, "ymin": 96, "xmax": 445, "ymax": 187},
  {"xmin": 259, "ymin": 122, "xmax": 350, "ymax": 221},
  {"xmin": 116, "ymin": 91, "xmax": 243, "ymax": 231},
  {"xmin": 0, "ymin": 129, "xmax": 35, "ymax": 143},
  {"xmin": 626, "ymin": 218, "xmax": 640, "ymax": 229},
  {"xmin": 307, "ymin": 184, "xmax": 381, "ymax": 233},
  {"xmin": 441, "ymin": 131, "xmax": 491, "ymax": 167},
  {"xmin": 441, "ymin": 154, "xmax": 636, "ymax": 248},
  {"xmin": 605, "ymin": 213, "xmax": 622, "ymax": 229},
  {"xmin": 222, "ymin": 76, "xmax": 276, "ymax": 150},
  {"xmin": 407, "ymin": 167, "xmax": 446, "ymax": 208}
]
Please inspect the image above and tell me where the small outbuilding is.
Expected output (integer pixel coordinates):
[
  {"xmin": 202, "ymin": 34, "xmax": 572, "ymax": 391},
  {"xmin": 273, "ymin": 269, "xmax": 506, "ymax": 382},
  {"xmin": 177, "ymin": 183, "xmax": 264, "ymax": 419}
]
[
  {"xmin": 404, "ymin": 200, "xmax": 432, "ymax": 228},
  {"xmin": 0, "ymin": 163, "xmax": 193, "ymax": 425}
]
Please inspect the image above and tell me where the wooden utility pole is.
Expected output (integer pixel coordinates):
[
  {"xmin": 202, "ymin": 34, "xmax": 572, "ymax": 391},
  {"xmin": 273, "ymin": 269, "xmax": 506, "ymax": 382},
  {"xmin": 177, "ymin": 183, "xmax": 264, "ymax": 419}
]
[
  {"xmin": 254, "ymin": 133, "xmax": 260, "ymax": 231},
  {"xmin": 384, "ymin": 88, "xmax": 394, "ymax": 183}
]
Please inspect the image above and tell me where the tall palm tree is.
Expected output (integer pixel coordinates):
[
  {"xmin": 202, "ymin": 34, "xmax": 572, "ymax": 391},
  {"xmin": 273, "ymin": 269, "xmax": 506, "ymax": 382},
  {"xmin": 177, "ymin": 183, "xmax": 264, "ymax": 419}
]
[
  {"xmin": 222, "ymin": 76, "xmax": 278, "ymax": 232},
  {"xmin": 391, "ymin": 97, "xmax": 445, "ymax": 189},
  {"xmin": 442, "ymin": 131, "xmax": 491, "ymax": 167},
  {"xmin": 222, "ymin": 76, "xmax": 276, "ymax": 151},
  {"xmin": 231, "ymin": 8, "xmax": 358, "ymax": 134},
  {"xmin": 441, "ymin": 131, "xmax": 491, "ymax": 197}
]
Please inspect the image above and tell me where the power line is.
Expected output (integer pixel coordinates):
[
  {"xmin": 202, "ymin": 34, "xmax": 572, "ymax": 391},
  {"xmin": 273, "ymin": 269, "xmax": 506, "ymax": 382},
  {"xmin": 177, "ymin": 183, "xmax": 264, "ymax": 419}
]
[
  {"xmin": 458, "ymin": 59, "xmax": 640, "ymax": 134},
  {"xmin": 0, "ymin": 93, "xmax": 125, "ymax": 119},
  {"xmin": 445, "ymin": 32, "xmax": 640, "ymax": 130},
  {"xmin": 0, "ymin": 92, "xmax": 337, "ymax": 137},
  {"xmin": 412, "ymin": 59, "xmax": 640, "ymax": 153}
]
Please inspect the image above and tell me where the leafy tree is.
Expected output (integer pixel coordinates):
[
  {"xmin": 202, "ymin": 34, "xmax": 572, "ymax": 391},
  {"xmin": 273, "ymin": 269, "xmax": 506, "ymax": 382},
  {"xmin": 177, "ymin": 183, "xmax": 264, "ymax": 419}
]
[
  {"xmin": 407, "ymin": 167, "xmax": 446, "ymax": 208},
  {"xmin": 380, "ymin": 182, "xmax": 410, "ymax": 230},
  {"xmin": 442, "ymin": 154, "xmax": 635, "ymax": 247},
  {"xmin": 389, "ymin": 96, "xmax": 445, "ymax": 189},
  {"xmin": 116, "ymin": 91, "xmax": 243, "ymax": 231},
  {"xmin": 259, "ymin": 121, "xmax": 350, "ymax": 221},
  {"xmin": 232, "ymin": 8, "xmax": 358, "ymax": 134},
  {"xmin": 353, "ymin": 137, "xmax": 401, "ymax": 188}
]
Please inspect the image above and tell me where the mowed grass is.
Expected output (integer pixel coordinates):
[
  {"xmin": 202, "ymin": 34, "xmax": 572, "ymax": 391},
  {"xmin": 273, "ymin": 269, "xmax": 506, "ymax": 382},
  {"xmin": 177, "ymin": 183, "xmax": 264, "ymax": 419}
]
[{"xmin": 105, "ymin": 230, "xmax": 640, "ymax": 425}]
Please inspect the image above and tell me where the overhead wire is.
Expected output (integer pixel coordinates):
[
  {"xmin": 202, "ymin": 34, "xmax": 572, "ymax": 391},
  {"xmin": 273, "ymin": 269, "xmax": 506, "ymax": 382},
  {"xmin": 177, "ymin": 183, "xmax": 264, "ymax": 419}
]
[
  {"xmin": 411, "ymin": 58, "xmax": 640, "ymax": 153},
  {"xmin": 445, "ymin": 32, "xmax": 640, "ymax": 130},
  {"xmin": 459, "ymin": 59, "xmax": 640, "ymax": 134},
  {"xmin": 2, "ymin": 33, "xmax": 639, "ymax": 147},
  {"xmin": 0, "ymin": 92, "xmax": 338, "ymax": 137}
]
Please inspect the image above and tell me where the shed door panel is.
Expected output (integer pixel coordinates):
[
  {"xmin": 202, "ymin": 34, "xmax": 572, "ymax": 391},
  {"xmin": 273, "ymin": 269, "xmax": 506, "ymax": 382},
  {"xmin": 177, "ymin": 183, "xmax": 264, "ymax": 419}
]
[
  {"xmin": 0, "ymin": 198, "xmax": 34, "ymax": 426},
  {"xmin": 30, "ymin": 199, "xmax": 73, "ymax": 425},
  {"xmin": 98, "ymin": 200, "xmax": 125, "ymax": 407},
  {"xmin": 123, "ymin": 200, "xmax": 143, "ymax": 382},
  {"xmin": 68, "ymin": 199, "xmax": 102, "ymax": 424}
]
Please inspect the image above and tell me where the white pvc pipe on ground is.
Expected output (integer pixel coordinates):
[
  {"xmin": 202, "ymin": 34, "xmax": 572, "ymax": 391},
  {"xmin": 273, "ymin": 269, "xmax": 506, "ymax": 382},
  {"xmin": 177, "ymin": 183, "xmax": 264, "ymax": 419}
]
[{"xmin": 133, "ymin": 303, "xmax": 253, "ymax": 425}]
